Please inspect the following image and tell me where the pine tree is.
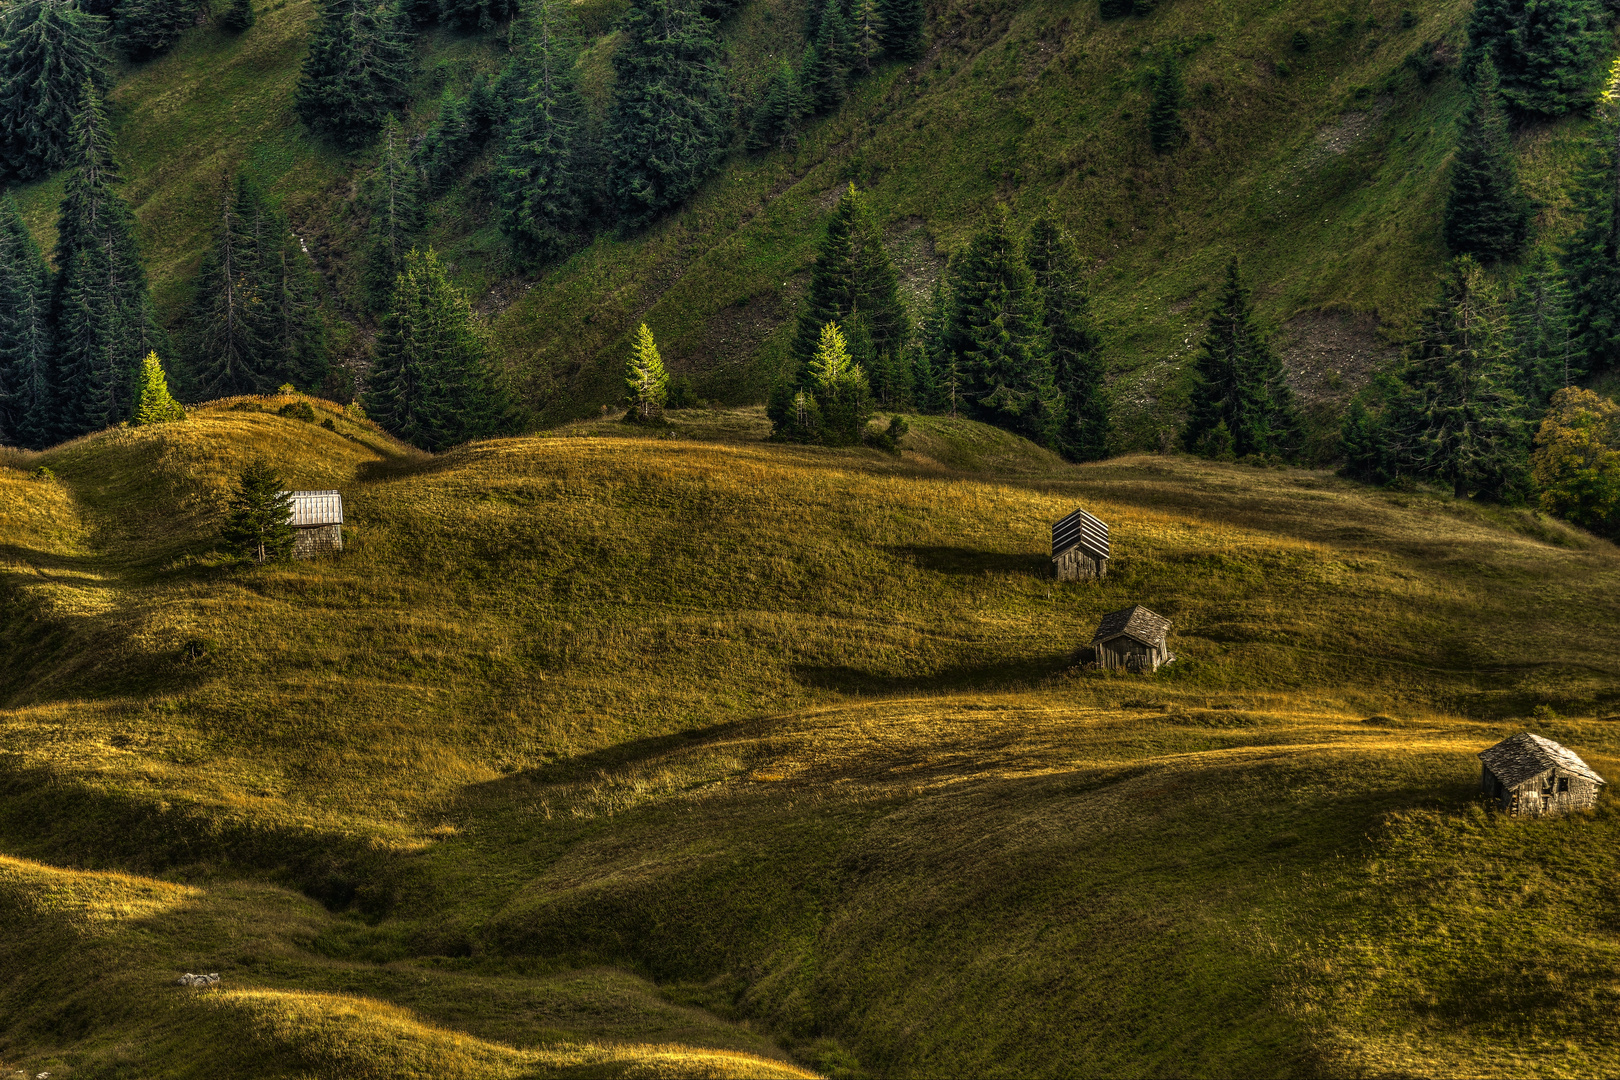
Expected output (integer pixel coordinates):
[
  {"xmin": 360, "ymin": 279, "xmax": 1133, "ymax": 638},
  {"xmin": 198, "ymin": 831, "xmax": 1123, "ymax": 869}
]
[
  {"xmin": 1386, "ymin": 256, "xmax": 1529, "ymax": 498},
  {"xmin": 262, "ymin": 239, "xmax": 328, "ymax": 392},
  {"xmin": 186, "ymin": 173, "xmax": 270, "ymax": 398},
  {"xmin": 1510, "ymin": 247, "xmax": 1573, "ymax": 409},
  {"xmin": 53, "ymin": 82, "xmax": 164, "ymax": 436},
  {"xmin": 437, "ymin": 0, "xmax": 518, "ymax": 30},
  {"xmin": 416, "ymin": 89, "xmax": 474, "ymax": 195},
  {"xmin": 1182, "ymin": 258, "xmax": 1301, "ymax": 459},
  {"xmin": 806, "ymin": 321, "xmax": 873, "ymax": 444},
  {"xmin": 849, "ymin": 0, "xmax": 884, "ymax": 76},
  {"xmin": 1147, "ymin": 54, "xmax": 1185, "ymax": 154},
  {"xmin": 606, "ymin": 0, "xmax": 727, "ymax": 228},
  {"xmin": 790, "ymin": 184, "xmax": 909, "ymax": 374},
  {"xmin": 366, "ymin": 247, "xmax": 508, "ymax": 451},
  {"xmin": 747, "ymin": 59, "xmax": 808, "ymax": 153},
  {"xmin": 361, "ymin": 116, "xmax": 423, "ymax": 310},
  {"xmin": 294, "ymin": 0, "xmax": 413, "ymax": 150},
  {"xmin": 1464, "ymin": 0, "xmax": 1604, "ymax": 117},
  {"xmin": 876, "ymin": 0, "xmax": 922, "ymax": 60},
  {"xmin": 945, "ymin": 205, "xmax": 1056, "ymax": 443},
  {"xmin": 1443, "ymin": 60, "xmax": 1531, "ymax": 262},
  {"xmin": 1338, "ymin": 396, "xmax": 1389, "ymax": 483},
  {"xmin": 0, "ymin": 0, "xmax": 109, "ymax": 182},
  {"xmin": 624, "ymin": 322, "xmax": 669, "ymax": 421},
  {"xmin": 131, "ymin": 352, "xmax": 185, "ymax": 425},
  {"xmin": 116, "ymin": 0, "xmax": 198, "ymax": 59},
  {"xmin": 219, "ymin": 0, "xmax": 256, "ymax": 32},
  {"xmin": 0, "ymin": 190, "xmax": 55, "ymax": 449},
  {"xmin": 1563, "ymin": 111, "xmax": 1620, "ymax": 376},
  {"xmin": 803, "ymin": 0, "xmax": 850, "ymax": 113},
  {"xmin": 497, "ymin": 1, "xmax": 586, "ymax": 262},
  {"xmin": 1026, "ymin": 217, "xmax": 1109, "ymax": 461},
  {"xmin": 221, "ymin": 457, "xmax": 296, "ymax": 563}
]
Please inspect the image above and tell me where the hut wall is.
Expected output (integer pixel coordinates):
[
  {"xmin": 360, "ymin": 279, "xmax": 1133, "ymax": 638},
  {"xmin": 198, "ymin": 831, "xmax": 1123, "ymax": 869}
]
[
  {"xmin": 1054, "ymin": 548, "xmax": 1107, "ymax": 581},
  {"xmin": 1500, "ymin": 771, "xmax": 1601, "ymax": 816},
  {"xmin": 293, "ymin": 524, "xmax": 343, "ymax": 560},
  {"xmin": 1098, "ymin": 637, "xmax": 1162, "ymax": 673}
]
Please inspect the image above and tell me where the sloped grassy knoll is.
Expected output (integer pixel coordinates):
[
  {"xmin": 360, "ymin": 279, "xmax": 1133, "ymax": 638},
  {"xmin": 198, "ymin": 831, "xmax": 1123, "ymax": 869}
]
[
  {"xmin": 2, "ymin": 409, "xmax": 1619, "ymax": 1076},
  {"xmin": 12, "ymin": 0, "xmax": 1591, "ymax": 436}
]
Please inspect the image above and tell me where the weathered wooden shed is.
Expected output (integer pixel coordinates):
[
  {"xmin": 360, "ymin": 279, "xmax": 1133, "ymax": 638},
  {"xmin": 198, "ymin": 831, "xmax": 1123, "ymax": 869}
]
[
  {"xmin": 1478, "ymin": 731, "xmax": 1605, "ymax": 816},
  {"xmin": 285, "ymin": 490, "xmax": 343, "ymax": 559},
  {"xmin": 1052, "ymin": 507, "xmax": 1109, "ymax": 581},
  {"xmin": 1090, "ymin": 605, "xmax": 1174, "ymax": 673}
]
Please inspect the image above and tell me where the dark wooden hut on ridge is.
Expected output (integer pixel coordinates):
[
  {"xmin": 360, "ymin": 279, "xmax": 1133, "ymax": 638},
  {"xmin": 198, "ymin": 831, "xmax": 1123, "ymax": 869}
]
[
  {"xmin": 1478, "ymin": 732, "xmax": 1604, "ymax": 816},
  {"xmin": 1090, "ymin": 605, "xmax": 1173, "ymax": 673},
  {"xmin": 1052, "ymin": 507, "xmax": 1109, "ymax": 580},
  {"xmin": 285, "ymin": 490, "xmax": 344, "ymax": 559}
]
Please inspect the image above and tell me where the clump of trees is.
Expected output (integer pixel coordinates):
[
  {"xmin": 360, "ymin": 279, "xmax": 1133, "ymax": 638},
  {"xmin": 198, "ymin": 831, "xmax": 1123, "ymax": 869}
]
[
  {"xmin": 1464, "ymin": 0, "xmax": 1605, "ymax": 117},
  {"xmin": 295, "ymin": 0, "xmax": 413, "ymax": 150}
]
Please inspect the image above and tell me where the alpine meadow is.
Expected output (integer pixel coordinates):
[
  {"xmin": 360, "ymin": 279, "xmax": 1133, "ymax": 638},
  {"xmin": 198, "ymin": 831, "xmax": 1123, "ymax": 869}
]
[{"xmin": 4, "ymin": 0, "xmax": 1620, "ymax": 1076}]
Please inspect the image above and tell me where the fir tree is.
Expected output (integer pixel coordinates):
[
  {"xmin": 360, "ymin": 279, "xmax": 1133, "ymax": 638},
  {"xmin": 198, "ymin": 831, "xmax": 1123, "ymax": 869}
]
[
  {"xmin": 1563, "ymin": 111, "xmax": 1620, "ymax": 375},
  {"xmin": 1339, "ymin": 397, "xmax": 1388, "ymax": 483},
  {"xmin": 416, "ymin": 89, "xmax": 474, "ymax": 195},
  {"xmin": 1510, "ymin": 247, "xmax": 1574, "ymax": 409},
  {"xmin": 849, "ymin": 0, "xmax": 884, "ymax": 76},
  {"xmin": 945, "ymin": 205, "xmax": 1057, "ymax": 444},
  {"xmin": 1443, "ymin": 60, "xmax": 1531, "ymax": 262},
  {"xmin": 790, "ymin": 184, "xmax": 909, "ymax": 373},
  {"xmin": 186, "ymin": 174, "xmax": 270, "ymax": 398},
  {"xmin": 624, "ymin": 322, "xmax": 669, "ymax": 421},
  {"xmin": 1385, "ymin": 256, "xmax": 1529, "ymax": 498},
  {"xmin": 496, "ymin": 2, "xmax": 586, "ymax": 262},
  {"xmin": 219, "ymin": 0, "xmax": 256, "ymax": 32},
  {"xmin": 606, "ymin": 0, "xmax": 727, "ymax": 228},
  {"xmin": 361, "ymin": 116, "xmax": 422, "ymax": 309},
  {"xmin": 0, "ymin": 190, "xmax": 55, "ymax": 449},
  {"xmin": 876, "ymin": 0, "xmax": 922, "ymax": 60},
  {"xmin": 221, "ymin": 457, "xmax": 295, "ymax": 563},
  {"xmin": 116, "ymin": 0, "xmax": 199, "ymax": 59},
  {"xmin": 131, "ymin": 351, "xmax": 185, "ymax": 425},
  {"xmin": 806, "ymin": 321, "xmax": 873, "ymax": 445},
  {"xmin": 1464, "ymin": 0, "xmax": 1604, "ymax": 117},
  {"xmin": 262, "ymin": 239, "xmax": 328, "ymax": 392},
  {"xmin": 803, "ymin": 0, "xmax": 850, "ymax": 113},
  {"xmin": 0, "ymin": 0, "xmax": 108, "ymax": 182},
  {"xmin": 1147, "ymin": 54, "xmax": 1185, "ymax": 154},
  {"xmin": 52, "ymin": 82, "xmax": 164, "ymax": 436},
  {"xmin": 366, "ymin": 247, "xmax": 509, "ymax": 452},
  {"xmin": 1027, "ymin": 217, "xmax": 1109, "ymax": 461},
  {"xmin": 294, "ymin": 0, "xmax": 413, "ymax": 150},
  {"xmin": 747, "ymin": 59, "xmax": 807, "ymax": 153},
  {"xmin": 1182, "ymin": 258, "xmax": 1301, "ymax": 459}
]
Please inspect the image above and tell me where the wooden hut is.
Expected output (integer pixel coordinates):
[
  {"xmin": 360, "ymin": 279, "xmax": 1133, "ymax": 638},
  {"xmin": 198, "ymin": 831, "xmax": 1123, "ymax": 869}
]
[
  {"xmin": 285, "ymin": 490, "xmax": 343, "ymax": 559},
  {"xmin": 1090, "ymin": 605, "xmax": 1173, "ymax": 673},
  {"xmin": 1478, "ymin": 732, "xmax": 1604, "ymax": 816},
  {"xmin": 1052, "ymin": 507, "xmax": 1109, "ymax": 581}
]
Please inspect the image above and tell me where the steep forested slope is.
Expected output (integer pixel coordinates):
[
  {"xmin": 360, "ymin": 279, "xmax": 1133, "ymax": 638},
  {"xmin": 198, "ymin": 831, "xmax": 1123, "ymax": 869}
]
[{"xmin": 10, "ymin": 0, "xmax": 1604, "ymax": 445}]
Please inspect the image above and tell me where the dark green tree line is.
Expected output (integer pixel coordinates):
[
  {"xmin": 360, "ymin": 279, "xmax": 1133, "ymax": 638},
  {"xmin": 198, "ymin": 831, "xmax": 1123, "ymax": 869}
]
[
  {"xmin": 1563, "ymin": 110, "xmax": 1620, "ymax": 376},
  {"xmin": 115, "ymin": 0, "xmax": 201, "ymax": 59},
  {"xmin": 0, "ymin": 191, "xmax": 56, "ymax": 449},
  {"xmin": 361, "ymin": 115, "xmax": 423, "ymax": 309}
]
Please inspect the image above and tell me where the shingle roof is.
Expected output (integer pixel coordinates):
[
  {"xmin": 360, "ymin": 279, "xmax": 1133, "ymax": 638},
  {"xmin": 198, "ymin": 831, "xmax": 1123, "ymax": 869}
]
[
  {"xmin": 1478, "ymin": 731, "xmax": 1605, "ymax": 789},
  {"xmin": 284, "ymin": 490, "xmax": 343, "ymax": 528},
  {"xmin": 1053, "ymin": 507, "xmax": 1109, "ymax": 562},
  {"xmin": 1091, "ymin": 604, "xmax": 1171, "ymax": 647}
]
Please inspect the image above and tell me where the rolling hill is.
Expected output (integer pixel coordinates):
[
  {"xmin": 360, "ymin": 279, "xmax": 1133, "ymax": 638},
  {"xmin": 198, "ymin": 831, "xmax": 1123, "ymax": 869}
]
[{"xmin": 3, "ymin": 401, "xmax": 1619, "ymax": 1077}]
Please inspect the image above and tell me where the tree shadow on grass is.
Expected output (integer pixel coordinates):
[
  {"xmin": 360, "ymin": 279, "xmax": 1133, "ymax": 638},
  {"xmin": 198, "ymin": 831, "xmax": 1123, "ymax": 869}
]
[
  {"xmin": 885, "ymin": 545, "xmax": 1050, "ymax": 577},
  {"xmin": 790, "ymin": 652, "xmax": 1078, "ymax": 694}
]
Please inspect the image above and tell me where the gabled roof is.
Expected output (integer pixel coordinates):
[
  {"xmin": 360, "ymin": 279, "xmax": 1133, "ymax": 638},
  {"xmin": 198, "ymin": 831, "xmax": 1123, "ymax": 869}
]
[
  {"xmin": 1091, "ymin": 604, "xmax": 1171, "ymax": 647},
  {"xmin": 1053, "ymin": 507, "xmax": 1109, "ymax": 562},
  {"xmin": 1479, "ymin": 731, "xmax": 1606, "ymax": 789},
  {"xmin": 284, "ymin": 490, "xmax": 343, "ymax": 527}
]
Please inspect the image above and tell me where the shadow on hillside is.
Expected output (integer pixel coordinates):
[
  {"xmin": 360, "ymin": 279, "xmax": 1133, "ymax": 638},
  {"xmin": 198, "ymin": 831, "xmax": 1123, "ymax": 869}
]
[
  {"xmin": 791, "ymin": 652, "xmax": 1076, "ymax": 694},
  {"xmin": 886, "ymin": 545, "xmax": 1049, "ymax": 576},
  {"xmin": 505, "ymin": 720, "xmax": 762, "ymax": 786}
]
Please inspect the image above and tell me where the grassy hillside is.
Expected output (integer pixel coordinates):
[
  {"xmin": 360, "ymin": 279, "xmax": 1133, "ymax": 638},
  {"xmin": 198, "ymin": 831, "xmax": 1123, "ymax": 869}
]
[
  {"xmin": 3, "ymin": 405, "xmax": 1619, "ymax": 1076},
  {"xmin": 11, "ymin": 0, "xmax": 1609, "ymax": 447}
]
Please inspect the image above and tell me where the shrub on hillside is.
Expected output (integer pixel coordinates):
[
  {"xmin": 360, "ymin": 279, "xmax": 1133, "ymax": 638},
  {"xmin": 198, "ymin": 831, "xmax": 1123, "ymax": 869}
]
[{"xmin": 1533, "ymin": 387, "xmax": 1620, "ymax": 536}]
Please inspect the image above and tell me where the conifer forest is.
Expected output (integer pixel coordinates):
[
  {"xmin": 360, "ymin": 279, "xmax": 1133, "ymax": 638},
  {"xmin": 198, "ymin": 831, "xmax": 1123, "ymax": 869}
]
[{"xmin": 6, "ymin": 0, "xmax": 1620, "ymax": 1076}]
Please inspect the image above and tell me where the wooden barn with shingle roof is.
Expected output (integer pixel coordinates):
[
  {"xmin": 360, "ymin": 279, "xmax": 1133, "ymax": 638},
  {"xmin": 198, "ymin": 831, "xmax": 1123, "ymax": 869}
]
[
  {"xmin": 1478, "ymin": 732, "xmax": 1605, "ymax": 816},
  {"xmin": 1090, "ymin": 604, "xmax": 1174, "ymax": 673}
]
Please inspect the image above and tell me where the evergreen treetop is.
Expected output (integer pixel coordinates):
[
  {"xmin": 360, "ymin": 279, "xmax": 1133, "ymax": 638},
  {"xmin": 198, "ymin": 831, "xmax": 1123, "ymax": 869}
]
[
  {"xmin": 1147, "ymin": 54, "xmax": 1186, "ymax": 154},
  {"xmin": 791, "ymin": 184, "xmax": 909, "ymax": 373},
  {"xmin": 747, "ymin": 59, "xmax": 808, "ymax": 154},
  {"xmin": 876, "ymin": 0, "xmax": 923, "ymax": 60},
  {"xmin": 116, "ymin": 0, "xmax": 199, "ymax": 59},
  {"xmin": 294, "ymin": 0, "xmax": 413, "ymax": 150},
  {"xmin": 1563, "ymin": 106, "xmax": 1620, "ymax": 375},
  {"xmin": 132, "ymin": 352, "xmax": 186, "ymax": 425},
  {"xmin": 1443, "ymin": 59, "xmax": 1531, "ymax": 263},
  {"xmin": 1182, "ymin": 257, "xmax": 1301, "ymax": 460},
  {"xmin": 1027, "ymin": 216, "xmax": 1109, "ymax": 461},
  {"xmin": 1465, "ymin": 0, "xmax": 1605, "ymax": 117},
  {"xmin": 0, "ymin": 0, "xmax": 109, "ymax": 181},
  {"xmin": 362, "ymin": 115, "xmax": 423, "ymax": 309},
  {"xmin": 0, "ymin": 189, "xmax": 55, "ymax": 449},
  {"xmin": 1510, "ymin": 246, "xmax": 1574, "ymax": 408},
  {"xmin": 220, "ymin": 0, "xmax": 256, "ymax": 32}
]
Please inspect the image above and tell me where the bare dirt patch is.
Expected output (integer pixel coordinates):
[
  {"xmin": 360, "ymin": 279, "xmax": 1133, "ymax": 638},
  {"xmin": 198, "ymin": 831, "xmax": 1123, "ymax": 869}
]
[{"xmin": 1275, "ymin": 310, "xmax": 1397, "ymax": 406}]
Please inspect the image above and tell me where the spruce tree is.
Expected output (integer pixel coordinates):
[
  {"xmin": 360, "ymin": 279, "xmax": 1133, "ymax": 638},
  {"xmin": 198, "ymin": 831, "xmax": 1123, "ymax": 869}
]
[
  {"xmin": 803, "ymin": 0, "xmax": 850, "ymax": 113},
  {"xmin": 1147, "ymin": 54, "xmax": 1185, "ymax": 154},
  {"xmin": 876, "ymin": 0, "xmax": 922, "ymax": 60},
  {"xmin": 806, "ymin": 321, "xmax": 873, "ymax": 445},
  {"xmin": 1027, "ymin": 217, "xmax": 1109, "ymax": 461},
  {"xmin": 366, "ymin": 247, "xmax": 508, "ymax": 451},
  {"xmin": 1564, "ymin": 112, "xmax": 1620, "ymax": 376},
  {"xmin": 186, "ymin": 173, "xmax": 270, "ymax": 398},
  {"xmin": 849, "ymin": 0, "xmax": 884, "ymax": 76},
  {"xmin": 131, "ymin": 352, "xmax": 185, "ymax": 425},
  {"xmin": 496, "ymin": 1, "xmax": 586, "ymax": 262},
  {"xmin": 294, "ymin": 0, "xmax": 413, "ymax": 150},
  {"xmin": 747, "ymin": 59, "xmax": 807, "ymax": 154},
  {"xmin": 416, "ymin": 89, "xmax": 474, "ymax": 195},
  {"xmin": 1339, "ymin": 396, "xmax": 1390, "ymax": 483},
  {"xmin": 790, "ymin": 184, "xmax": 909, "ymax": 373},
  {"xmin": 1464, "ymin": 0, "xmax": 1604, "ymax": 117},
  {"xmin": 262, "ymin": 239, "xmax": 328, "ymax": 392},
  {"xmin": 361, "ymin": 116, "xmax": 422, "ymax": 309},
  {"xmin": 116, "ymin": 0, "xmax": 198, "ymax": 59},
  {"xmin": 0, "ymin": 0, "xmax": 109, "ymax": 182},
  {"xmin": 220, "ymin": 0, "xmax": 256, "ymax": 32},
  {"xmin": 221, "ymin": 457, "xmax": 295, "ymax": 563},
  {"xmin": 1182, "ymin": 258, "xmax": 1301, "ymax": 459},
  {"xmin": 1510, "ymin": 247, "xmax": 1573, "ymax": 409},
  {"xmin": 0, "ymin": 190, "xmax": 55, "ymax": 449},
  {"xmin": 1385, "ymin": 256, "xmax": 1528, "ymax": 498},
  {"xmin": 53, "ymin": 82, "xmax": 164, "ymax": 436},
  {"xmin": 1443, "ymin": 60, "xmax": 1531, "ymax": 262},
  {"xmin": 624, "ymin": 323, "xmax": 669, "ymax": 421},
  {"xmin": 606, "ymin": 0, "xmax": 726, "ymax": 228}
]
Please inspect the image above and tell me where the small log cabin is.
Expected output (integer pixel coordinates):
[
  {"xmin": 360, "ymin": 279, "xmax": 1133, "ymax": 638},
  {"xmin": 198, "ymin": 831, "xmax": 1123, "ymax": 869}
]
[
  {"xmin": 285, "ymin": 490, "xmax": 343, "ymax": 559},
  {"xmin": 1090, "ymin": 605, "xmax": 1174, "ymax": 673},
  {"xmin": 1478, "ymin": 731, "xmax": 1605, "ymax": 816},
  {"xmin": 1052, "ymin": 507, "xmax": 1109, "ymax": 581}
]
